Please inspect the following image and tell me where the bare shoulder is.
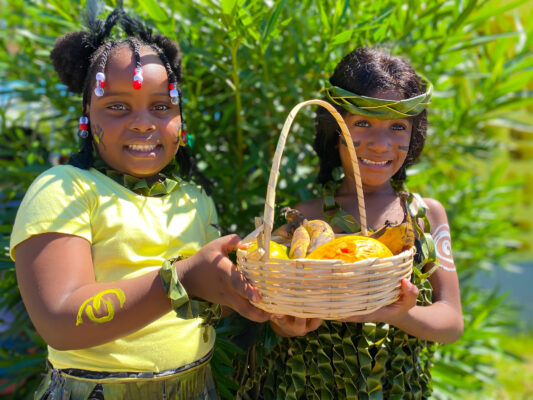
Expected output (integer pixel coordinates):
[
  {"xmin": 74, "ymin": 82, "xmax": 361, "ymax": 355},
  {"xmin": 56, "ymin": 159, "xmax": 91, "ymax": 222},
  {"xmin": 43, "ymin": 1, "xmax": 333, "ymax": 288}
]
[
  {"xmin": 422, "ymin": 197, "xmax": 449, "ymax": 232},
  {"xmin": 295, "ymin": 198, "xmax": 324, "ymax": 221}
]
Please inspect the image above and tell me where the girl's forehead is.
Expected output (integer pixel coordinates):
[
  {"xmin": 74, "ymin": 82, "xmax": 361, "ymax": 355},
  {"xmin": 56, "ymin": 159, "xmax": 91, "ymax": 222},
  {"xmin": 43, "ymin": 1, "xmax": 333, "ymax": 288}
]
[
  {"xmin": 106, "ymin": 45, "xmax": 166, "ymax": 75},
  {"xmin": 94, "ymin": 45, "xmax": 170, "ymax": 93}
]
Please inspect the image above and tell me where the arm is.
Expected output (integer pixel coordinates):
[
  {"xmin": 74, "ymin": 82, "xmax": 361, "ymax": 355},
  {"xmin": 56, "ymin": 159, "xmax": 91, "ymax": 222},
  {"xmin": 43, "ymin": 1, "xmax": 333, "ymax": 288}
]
[
  {"xmin": 342, "ymin": 198, "xmax": 464, "ymax": 344},
  {"xmin": 15, "ymin": 233, "xmax": 269, "ymax": 350}
]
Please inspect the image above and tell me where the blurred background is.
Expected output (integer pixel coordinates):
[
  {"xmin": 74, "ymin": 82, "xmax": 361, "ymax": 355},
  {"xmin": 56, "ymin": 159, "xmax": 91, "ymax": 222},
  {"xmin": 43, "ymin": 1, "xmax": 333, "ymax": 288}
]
[{"xmin": 0, "ymin": 0, "xmax": 531, "ymax": 398}]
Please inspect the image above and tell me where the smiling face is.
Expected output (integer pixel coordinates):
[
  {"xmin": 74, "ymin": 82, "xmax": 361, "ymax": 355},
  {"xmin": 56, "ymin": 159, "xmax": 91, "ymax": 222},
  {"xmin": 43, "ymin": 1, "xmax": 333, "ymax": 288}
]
[
  {"xmin": 338, "ymin": 89, "xmax": 413, "ymax": 191},
  {"xmin": 87, "ymin": 45, "xmax": 181, "ymax": 179}
]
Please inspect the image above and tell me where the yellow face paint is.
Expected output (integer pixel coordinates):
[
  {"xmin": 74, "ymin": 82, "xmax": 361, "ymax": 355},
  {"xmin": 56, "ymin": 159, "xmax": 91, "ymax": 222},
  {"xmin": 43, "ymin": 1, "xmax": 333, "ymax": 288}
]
[{"xmin": 76, "ymin": 289, "xmax": 126, "ymax": 326}]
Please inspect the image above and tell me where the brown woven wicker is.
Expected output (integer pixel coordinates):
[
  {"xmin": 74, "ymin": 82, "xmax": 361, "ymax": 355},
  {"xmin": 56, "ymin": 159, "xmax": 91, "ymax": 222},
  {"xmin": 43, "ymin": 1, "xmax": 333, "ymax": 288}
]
[{"xmin": 237, "ymin": 99, "xmax": 414, "ymax": 319}]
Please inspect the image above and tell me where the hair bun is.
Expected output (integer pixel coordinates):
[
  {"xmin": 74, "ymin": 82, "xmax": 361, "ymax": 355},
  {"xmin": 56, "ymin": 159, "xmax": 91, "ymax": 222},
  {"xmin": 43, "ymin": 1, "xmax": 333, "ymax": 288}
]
[{"xmin": 50, "ymin": 31, "xmax": 95, "ymax": 93}]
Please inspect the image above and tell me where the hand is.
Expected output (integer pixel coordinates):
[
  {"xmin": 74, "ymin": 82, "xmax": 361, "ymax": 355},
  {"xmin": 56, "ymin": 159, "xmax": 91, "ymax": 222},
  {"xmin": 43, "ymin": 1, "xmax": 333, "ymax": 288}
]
[
  {"xmin": 340, "ymin": 279, "xmax": 419, "ymax": 324},
  {"xmin": 269, "ymin": 314, "xmax": 323, "ymax": 337},
  {"xmin": 176, "ymin": 235, "xmax": 270, "ymax": 323}
]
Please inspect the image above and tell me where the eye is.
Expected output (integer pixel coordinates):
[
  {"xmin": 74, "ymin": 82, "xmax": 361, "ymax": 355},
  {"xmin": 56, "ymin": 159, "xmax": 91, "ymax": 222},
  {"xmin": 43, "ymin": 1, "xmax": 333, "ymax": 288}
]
[
  {"xmin": 153, "ymin": 104, "xmax": 170, "ymax": 112},
  {"xmin": 391, "ymin": 123, "xmax": 407, "ymax": 131},
  {"xmin": 107, "ymin": 104, "xmax": 127, "ymax": 111},
  {"xmin": 354, "ymin": 120, "xmax": 369, "ymax": 128}
]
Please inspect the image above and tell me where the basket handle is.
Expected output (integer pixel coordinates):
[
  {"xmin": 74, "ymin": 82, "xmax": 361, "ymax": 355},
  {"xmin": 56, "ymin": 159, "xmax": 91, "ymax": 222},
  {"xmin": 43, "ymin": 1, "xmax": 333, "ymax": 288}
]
[{"xmin": 261, "ymin": 99, "xmax": 367, "ymax": 260}]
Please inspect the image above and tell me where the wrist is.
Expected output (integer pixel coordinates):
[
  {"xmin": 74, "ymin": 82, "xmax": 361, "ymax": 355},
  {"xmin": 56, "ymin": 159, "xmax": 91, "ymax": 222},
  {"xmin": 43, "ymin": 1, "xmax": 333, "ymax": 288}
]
[
  {"xmin": 159, "ymin": 256, "xmax": 190, "ymax": 311},
  {"xmin": 172, "ymin": 255, "xmax": 195, "ymax": 298},
  {"xmin": 384, "ymin": 307, "xmax": 411, "ymax": 327},
  {"xmin": 160, "ymin": 255, "xmax": 223, "ymax": 327}
]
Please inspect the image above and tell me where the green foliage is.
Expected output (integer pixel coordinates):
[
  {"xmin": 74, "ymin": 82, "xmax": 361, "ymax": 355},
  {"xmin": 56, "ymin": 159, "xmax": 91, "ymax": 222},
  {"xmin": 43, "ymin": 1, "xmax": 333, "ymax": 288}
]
[{"xmin": 1, "ymin": 0, "xmax": 531, "ymax": 398}]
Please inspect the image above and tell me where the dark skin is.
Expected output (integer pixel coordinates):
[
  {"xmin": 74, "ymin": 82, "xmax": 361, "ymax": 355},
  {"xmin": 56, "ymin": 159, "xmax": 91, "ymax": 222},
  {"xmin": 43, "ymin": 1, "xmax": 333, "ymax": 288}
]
[
  {"xmin": 15, "ymin": 46, "xmax": 269, "ymax": 351},
  {"xmin": 92, "ymin": 124, "xmax": 106, "ymax": 150},
  {"xmin": 271, "ymin": 90, "xmax": 463, "ymax": 343}
]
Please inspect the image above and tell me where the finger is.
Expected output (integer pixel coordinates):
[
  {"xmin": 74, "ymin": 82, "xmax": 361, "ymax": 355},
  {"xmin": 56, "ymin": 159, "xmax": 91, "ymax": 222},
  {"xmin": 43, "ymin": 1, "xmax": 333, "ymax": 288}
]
[
  {"xmin": 228, "ymin": 264, "xmax": 261, "ymax": 302},
  {"xmin": 219, "ymin": 234, "xmax": 242, "ymax": 253},
  {"xmin": 238, "ymin": 242, "xmax": 251, "ymax": 250},
  {"xmin": 231, "ymin": 296, "xmax": 270, "ymax": 323},
  {"xmin": 269, "ymin": 315, "xmax": 293, "ymax": 332},
  {"xmin": 292, "ymin": 317, "xmax": 307, "ymax": 332},
  {"xmin": 401, "ymin": 278, "xmax": 419, "ymax": 297},
  {"xmin": 306, "ymin": 318, "xmax": 323, "ymax": 332}
]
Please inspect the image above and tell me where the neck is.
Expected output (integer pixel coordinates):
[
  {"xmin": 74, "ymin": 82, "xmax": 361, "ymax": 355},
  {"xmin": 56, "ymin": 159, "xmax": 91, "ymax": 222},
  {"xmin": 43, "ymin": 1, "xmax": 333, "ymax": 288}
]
[{"xmin": 337, "ymin": 176, "xmax": 396, "ymax": 197}]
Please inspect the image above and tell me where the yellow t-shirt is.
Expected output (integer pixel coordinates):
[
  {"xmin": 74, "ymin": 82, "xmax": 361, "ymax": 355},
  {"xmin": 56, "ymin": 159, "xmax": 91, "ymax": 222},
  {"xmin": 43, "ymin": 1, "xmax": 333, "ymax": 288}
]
[{"xmin": 10, "ymin": 165, "xmax": 220, "ymax": 372}]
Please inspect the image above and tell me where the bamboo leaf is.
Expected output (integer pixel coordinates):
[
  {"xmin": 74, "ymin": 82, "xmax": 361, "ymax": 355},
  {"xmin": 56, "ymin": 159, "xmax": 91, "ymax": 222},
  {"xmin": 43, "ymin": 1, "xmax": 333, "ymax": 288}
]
[
  {"xmin": 136, "ymin": 0, "xmax": 169, "ymax": 22},
  {"xmin": 330, "ymin": 29, "xmax": 352, "ymax": 46},
  {"xmin": 445, "ymin": 32, "xmax": 519, "ymax": 52},
  {"xmin": 221, "ymin": 0, "xmax": 238, "ymax": 16},
  {"xmin": 261, "ymin": 0, "xmax": 287, "ymax": 47}
]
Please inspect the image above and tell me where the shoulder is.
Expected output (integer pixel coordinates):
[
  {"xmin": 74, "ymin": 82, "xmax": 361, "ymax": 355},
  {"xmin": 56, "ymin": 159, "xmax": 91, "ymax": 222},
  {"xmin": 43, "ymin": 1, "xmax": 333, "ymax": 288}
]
[
  {"xmin": 420, "ymin": 197, "xmax": 449, "ymax": 233},
  {"xmin": 178, "ymin": 180, "xmax": 210, "ymax": 199},
  {"xmin": 26, "ymin": 165, "xmax": 96, "ymax": 195},
  {"xmin": 176, "ymin": 180, "xmax": 215, "ymax": 208},
  {"xmin": 295, "ymin": 198, "xmax": 324, "ymax": 220}
]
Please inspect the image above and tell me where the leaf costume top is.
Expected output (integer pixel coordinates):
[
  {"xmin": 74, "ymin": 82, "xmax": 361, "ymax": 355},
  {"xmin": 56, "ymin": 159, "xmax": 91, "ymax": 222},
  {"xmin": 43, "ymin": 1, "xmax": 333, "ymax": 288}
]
[{"xmin": 236, "ymin": 189, "xmax": 437, "ymax": 400}]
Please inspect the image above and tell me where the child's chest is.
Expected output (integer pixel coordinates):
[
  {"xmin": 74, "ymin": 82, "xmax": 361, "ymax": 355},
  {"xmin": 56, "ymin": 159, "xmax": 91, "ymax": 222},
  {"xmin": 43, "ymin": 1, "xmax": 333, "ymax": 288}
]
[
  {"xmin": 334, "ymin": 194, "xmax": 405, "ymax": 232},
  {"xmin": 88, "ymin": 193, "xmax": 208, "ymax": 280}
]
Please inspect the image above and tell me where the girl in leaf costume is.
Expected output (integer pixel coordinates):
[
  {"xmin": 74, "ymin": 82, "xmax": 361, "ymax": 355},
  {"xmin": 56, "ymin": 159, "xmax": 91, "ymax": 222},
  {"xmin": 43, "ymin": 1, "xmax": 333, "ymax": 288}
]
[
  {"xmin": 238, "ymin": 48, "xmax": 463, "ymax": 399},
  {"xmin": 10, "ymin": 3, "xmax": 269, "ymax": 399}
]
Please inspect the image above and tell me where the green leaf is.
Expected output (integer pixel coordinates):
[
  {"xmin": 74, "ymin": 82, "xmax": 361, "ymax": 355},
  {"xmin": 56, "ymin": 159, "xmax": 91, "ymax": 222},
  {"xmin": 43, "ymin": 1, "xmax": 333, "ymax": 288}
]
[
  {"xmin": 221, "ymin": 0, "xmax": 238, "ymax": 16},
  {"xmin": 137, "ymin": 0, "xmax": 169, "ymax": 22},
  {"xmin": 445, "ymin": 31, "xmax": 519, "ymax": 52},
  {"xmin": 330, "ymin": 29, "xmax": 352, "ymax": 46},
  {"xmin": 261, "ymin": 0, "xmax": 287, "ymax": 47}
]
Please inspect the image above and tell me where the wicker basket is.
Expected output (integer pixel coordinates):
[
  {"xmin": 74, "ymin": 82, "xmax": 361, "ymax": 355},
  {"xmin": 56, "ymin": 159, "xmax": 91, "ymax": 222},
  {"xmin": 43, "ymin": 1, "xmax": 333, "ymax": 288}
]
[{"xmin": 237, "ymin": 99, "xmax": 414, "ymax": 319}]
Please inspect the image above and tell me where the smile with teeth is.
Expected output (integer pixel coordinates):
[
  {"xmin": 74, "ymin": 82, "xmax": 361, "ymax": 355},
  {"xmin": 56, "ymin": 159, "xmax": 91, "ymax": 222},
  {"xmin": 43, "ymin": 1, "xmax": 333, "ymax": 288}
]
[
  {"xmin": 360, "ymin": 157, "xmax": 391, "ymax": 166},
  {"xmin": 127, "ymin": 144, "xmax": 159, "ymax": 152}
]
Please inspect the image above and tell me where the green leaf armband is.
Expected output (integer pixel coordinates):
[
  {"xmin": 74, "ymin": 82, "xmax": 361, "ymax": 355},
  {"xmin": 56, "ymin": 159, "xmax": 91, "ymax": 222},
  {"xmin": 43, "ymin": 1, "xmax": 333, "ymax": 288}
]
[
  {"xmin": 160, "ymin": 256, "xmax": 190, "ymax": 313},
  {"xmin": 160, "ymin": 256, "xmax": 223, "ymax": 330}
]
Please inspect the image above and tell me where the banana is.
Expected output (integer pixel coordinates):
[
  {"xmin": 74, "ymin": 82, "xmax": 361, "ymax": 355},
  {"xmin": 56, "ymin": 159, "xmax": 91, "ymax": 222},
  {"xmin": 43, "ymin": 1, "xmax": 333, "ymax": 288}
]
[
  {"xmin": 370, "ymin": 194, "xmax": 415, "ymax": 255},
  {"xmin": 277, "ymin": 207, "xmax": 336, "ymax": 258},
  {"xmin": 305, "ymin": 220, "xmax": 335, "ymax": 254},
  {"xmin": 289, "ymin": 225, "xmax": 311, "ymax": 258}
]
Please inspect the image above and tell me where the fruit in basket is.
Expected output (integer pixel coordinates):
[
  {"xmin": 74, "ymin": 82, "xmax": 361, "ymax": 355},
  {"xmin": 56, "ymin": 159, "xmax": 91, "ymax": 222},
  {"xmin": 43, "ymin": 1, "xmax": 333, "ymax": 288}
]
[
  {"xmin": 370, "ymin": 195, "xmax": 415, "ymax": 254},
  {"xmin": 289, "ymin": 225, "xmax": 310, "ymax": 258},
  {"xmin": 247, "ymin": 240, "xmax": 289, "ymax": 260},
  {"xmin": 307, "ymin": 235, "xmax": 393, "ymax": 262},
  {"xmin": 278, "ymin": 207, "xmax": 336, "ymax": 258},
  {"xmin": 305, "ymin": 219, "xmax": 336, "ymax": 253}
]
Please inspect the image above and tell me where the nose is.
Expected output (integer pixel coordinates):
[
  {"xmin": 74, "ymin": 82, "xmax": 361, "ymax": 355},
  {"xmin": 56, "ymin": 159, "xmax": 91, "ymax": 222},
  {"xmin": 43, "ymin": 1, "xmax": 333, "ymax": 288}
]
[
  {"xmin": 129, "ymin": 110, "xmax": 156, "ymax": 133},
  {"xmin": 366, "ymin": 128, "xmax": 392, "ymax": 152}
]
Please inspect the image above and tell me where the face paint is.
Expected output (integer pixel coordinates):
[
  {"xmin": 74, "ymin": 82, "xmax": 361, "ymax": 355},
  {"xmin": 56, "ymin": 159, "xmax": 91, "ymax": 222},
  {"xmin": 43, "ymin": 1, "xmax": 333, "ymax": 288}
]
[
  {"xmin": 433, "ymin": 224, "xmax": 456, "ymax": 271},
  {"xmin": 93, "ymin": 124, "xmax": 106, "ymax": 149},
  {"xmin": 173, "ymin": 122, "xmax": 181, "ymax": 145},
  {"xmin": 398, "ymin": 145, "xmax": 409, "ymax": 151},
  {"xmin": 76, "ymin": 288, "xmax": 126, "ymax": 326},
  {"xmin": 340, "ymin": 137, "xmax": 360, "ymax": 147}
]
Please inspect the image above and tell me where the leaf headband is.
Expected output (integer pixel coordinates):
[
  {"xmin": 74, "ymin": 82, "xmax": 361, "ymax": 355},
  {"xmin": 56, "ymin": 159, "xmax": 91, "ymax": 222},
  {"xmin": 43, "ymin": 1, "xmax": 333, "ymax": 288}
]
[{"xmin": 323, "ymin": 76, "xmax": 432, "ymax": 120}]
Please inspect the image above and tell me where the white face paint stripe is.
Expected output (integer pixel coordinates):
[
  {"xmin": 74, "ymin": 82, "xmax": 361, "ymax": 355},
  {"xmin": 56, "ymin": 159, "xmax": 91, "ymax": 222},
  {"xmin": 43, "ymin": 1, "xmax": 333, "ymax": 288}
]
[{"xmin": 433, "ymin": 224, "xmax": 456, "ymax": 271}]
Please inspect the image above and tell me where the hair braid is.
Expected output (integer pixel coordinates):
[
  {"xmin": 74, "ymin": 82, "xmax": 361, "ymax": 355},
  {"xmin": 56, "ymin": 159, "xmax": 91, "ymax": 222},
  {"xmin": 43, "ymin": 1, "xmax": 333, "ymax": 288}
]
[
  {"xmin": 149, "ymin": 43, "xmax": 177, "ymax": 84},
  {"xmin": 127, "ymin": 37, "xmax": 142, "ymax": 70}
]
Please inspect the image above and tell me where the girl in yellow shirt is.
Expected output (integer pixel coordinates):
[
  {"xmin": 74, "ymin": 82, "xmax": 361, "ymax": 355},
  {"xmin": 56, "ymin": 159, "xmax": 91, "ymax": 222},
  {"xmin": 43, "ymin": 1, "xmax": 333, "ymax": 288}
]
[{"xmin": 10, "ymin": 5, "xmax": 268, "ymax": 399}]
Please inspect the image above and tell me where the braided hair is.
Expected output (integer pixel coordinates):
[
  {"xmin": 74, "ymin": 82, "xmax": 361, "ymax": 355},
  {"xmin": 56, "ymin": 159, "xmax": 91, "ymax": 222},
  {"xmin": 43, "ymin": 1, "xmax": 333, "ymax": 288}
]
[
  {"xmin": 50, "ymin": 6, "xmax": 209, "ymax": 189},
  {"xmin": 314, "ymin": 48, "xmax": 428, "ymax": 187}
]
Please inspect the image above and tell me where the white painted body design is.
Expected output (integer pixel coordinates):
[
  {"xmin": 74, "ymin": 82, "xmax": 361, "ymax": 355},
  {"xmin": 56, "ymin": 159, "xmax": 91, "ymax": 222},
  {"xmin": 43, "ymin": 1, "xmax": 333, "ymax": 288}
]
[{"xmin": 433, "ymin": 224, "xmax": 456, "ymax": 271}]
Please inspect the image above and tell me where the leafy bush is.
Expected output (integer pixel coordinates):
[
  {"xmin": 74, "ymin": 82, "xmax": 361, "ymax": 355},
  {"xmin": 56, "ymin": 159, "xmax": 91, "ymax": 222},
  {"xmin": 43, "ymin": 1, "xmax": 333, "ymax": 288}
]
[{"xmin": 1, "ymin": 0, "xmax": 531, "ymax": 398}]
